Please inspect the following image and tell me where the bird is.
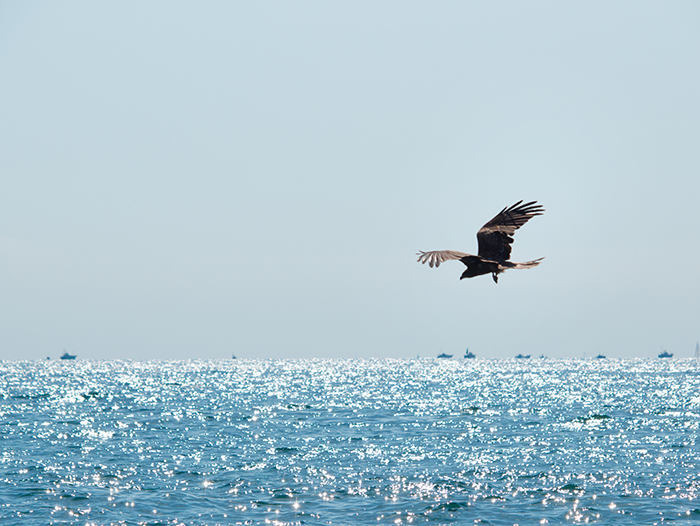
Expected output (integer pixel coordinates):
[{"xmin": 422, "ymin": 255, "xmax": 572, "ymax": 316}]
[{"xmin": 417, "ymin": 200, "xmax": 544, "ymax": 283}]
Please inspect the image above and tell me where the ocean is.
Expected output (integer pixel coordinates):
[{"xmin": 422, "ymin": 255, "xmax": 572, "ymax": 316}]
[{"xmin": 1, "ymin": 358, "xmax": 699, "ymax": 525}]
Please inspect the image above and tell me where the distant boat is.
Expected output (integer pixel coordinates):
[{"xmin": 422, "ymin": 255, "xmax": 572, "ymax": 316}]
[
  {"xmin": 232, "ymin": 354, "xmax": 237, "ymax": 359},
  {"xmin": 658, "ymin": 350, "xmax": 673, "ymax": 358},
  {"xmin": 595, "ymin": 354, "xmax": 606, "ymax": 359},
  {"xmin": 60, "ymin": 352, "xmax": 76, "ymax": 360},
  {"xmin": 437, "ymin": 353, "xmax": 453, "ymax": 359},
  {"xmin": 464, "ymin": 349, "xmax": 475, "ymax": 359},
  {"xmin": 515, "ymin": 354, "xmax": 530, "ymax": 359}
]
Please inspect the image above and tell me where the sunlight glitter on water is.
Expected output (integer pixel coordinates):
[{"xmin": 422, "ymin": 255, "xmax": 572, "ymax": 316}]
[{"xmin": 1, "ymin": 358, "xmax": 699, "ymax": 524}]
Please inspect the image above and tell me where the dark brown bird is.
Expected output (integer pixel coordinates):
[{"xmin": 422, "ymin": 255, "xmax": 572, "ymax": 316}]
[{"xmin": 417, "ymin": 200, "xmax": 544, "ymax": 283}]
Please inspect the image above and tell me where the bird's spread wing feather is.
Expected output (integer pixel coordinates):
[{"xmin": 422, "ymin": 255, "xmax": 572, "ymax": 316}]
[
  {"xmin": 416, "ymin": 250, "xmax": 472, "ymax": 268},
  {"xmin": 476, "ymin": 200, "xmax": 544, "ymax": 262}
]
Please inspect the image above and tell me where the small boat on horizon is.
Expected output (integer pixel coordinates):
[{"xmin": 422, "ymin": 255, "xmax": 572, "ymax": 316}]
[
  {"xmin": 658, "ymin": 350, "xmax": 673, "ymax": 358},
  {"xmin": 595, "ymin": 354, "xmax": 606, "ymax": 359},
  {"xmin": 464, "ymin": 349, "xmax": 475, "ymax": 359},
  {"xmin": 437, "ymin": 353, "xmax": 453, "ymax": 359},
  {"xmin": 515, "ymin": 354, "xmax": 530, "ymax": 359},
  {"xmin": 60, "ymin": 352, "xmax": 76, "ymax": 360}
]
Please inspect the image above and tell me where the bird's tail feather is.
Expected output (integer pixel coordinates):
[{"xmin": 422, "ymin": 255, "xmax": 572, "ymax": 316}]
[{"xmin": 512, "ymin": 257, "xmax": 545, "ymax": 269}]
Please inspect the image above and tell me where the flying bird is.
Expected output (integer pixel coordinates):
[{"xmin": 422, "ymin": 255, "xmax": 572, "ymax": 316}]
[{"xmin": 417, "ymin": 200, "xmax": 544, "ymax": 283}]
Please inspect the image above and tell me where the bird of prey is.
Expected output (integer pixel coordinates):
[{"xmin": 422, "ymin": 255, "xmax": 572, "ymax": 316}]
[{"xmin": 417, "ymin": 200, "xmax": 544, "ymax": 283}]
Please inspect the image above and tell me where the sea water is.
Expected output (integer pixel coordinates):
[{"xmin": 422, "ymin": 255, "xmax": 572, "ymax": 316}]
[{"xmin": 1, "ymin": 358, "xmax": 699, "ymax": 525}]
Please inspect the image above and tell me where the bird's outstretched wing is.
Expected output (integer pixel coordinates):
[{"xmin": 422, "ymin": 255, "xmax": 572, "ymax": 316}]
[
  {"xmin": 476, "ymin": 200, "xmax": 544, "ymax": 262},
  {"xmin": 416, "ymin": 250, "xmax": 472, "ymax": 268}
]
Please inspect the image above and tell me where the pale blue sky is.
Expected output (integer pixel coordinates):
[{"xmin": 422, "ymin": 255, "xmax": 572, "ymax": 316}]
[{"xmin": 1, "ymin": 2, "xmax": 699, "ymax": 360}]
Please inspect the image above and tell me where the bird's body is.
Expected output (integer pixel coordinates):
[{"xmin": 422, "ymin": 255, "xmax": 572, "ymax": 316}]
[{"xmin": 417, "ymin": 200, "xmax": 544, "ymax": 283}]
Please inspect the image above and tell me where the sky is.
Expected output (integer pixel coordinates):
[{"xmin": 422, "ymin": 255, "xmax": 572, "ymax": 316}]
[{"xmin": 1, "ymin": 2, "xmax": 699, "ymax": 361}]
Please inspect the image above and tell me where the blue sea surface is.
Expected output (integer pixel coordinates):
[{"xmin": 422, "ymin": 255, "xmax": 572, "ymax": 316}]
[{"xmin": 1, "ymin": 358, "xmax": 699, "ymax": 525}]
